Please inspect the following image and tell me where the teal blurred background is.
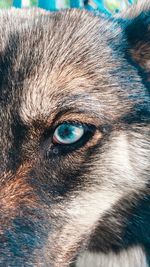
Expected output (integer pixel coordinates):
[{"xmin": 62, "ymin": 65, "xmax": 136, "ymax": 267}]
[{"xmin": 0, "ymin": 0, "xmax": 137, "ymax": 14}]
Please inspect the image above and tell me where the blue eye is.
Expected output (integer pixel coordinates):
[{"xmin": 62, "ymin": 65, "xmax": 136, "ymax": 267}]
[{"xmin": 53, "ymin": 123, "xmax": 84, "ymax": 145}]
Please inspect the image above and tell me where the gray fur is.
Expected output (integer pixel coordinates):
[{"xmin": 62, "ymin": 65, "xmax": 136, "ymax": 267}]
[{"xmin": 0, "ymin": 2, "xmax": 150, "ymax": 267}]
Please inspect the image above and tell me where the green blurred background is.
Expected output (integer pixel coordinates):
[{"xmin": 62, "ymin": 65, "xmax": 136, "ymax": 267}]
[
  {"xmin": 0, "ymin": 0, "xmax": 38, "ymax": 8},
  {"xmin": 0, "ymin": 0, "xmax": 137, "ymax": 14}
]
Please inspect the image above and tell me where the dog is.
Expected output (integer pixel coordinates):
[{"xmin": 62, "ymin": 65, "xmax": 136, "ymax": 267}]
[{"xmin": 0, "ymin": 1, "xmax": 150, "ymax": 267}]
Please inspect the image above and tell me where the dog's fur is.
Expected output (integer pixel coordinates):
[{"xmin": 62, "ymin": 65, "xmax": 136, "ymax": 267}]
[{"xmin": 0, "ymin": 2, "xmax": 150, "ymax": 267}]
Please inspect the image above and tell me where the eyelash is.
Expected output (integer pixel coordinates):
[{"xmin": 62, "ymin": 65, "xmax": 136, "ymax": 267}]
[{"xmin": 54, "ymin": 120, "xmax": 88, "ymax": 129}]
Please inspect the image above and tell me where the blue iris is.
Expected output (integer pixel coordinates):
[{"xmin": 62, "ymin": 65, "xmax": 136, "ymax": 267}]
[{"xmin": 53, "ymin": 123, "xmax": 84, "ymax": 145}]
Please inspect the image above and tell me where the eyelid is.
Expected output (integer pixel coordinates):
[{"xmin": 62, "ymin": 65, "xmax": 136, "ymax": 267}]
[{"xmin": 52, "ymin": 116, "xmax": 99, "ymax": 130}]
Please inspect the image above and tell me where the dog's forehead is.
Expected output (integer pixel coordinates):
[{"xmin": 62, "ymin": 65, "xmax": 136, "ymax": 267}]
[
  {"xmin": 19, "ymin": 63, "xmax": 95, "ymax": 124},
  {"xmin": 0, "ymin": 9, "xmax": 124, "ymax": 125}
]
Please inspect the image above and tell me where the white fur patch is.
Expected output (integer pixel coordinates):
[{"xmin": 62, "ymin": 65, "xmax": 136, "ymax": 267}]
[
  {"xmin": 43, "ymin": 131, "xmax": 149, "ymax": 266},
  {"xmin": 76, "ymin": 247, "xmax": 148, "ymax": 267}
]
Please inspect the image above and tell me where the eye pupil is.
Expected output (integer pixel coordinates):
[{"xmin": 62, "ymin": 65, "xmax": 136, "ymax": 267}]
[
  {"xmin": 53, "ymin": 123, "xmax": 84, "ymax": 145},
  {"xmin": 57, "ymin": 125, "xmax": 73, "ymax": 140}
]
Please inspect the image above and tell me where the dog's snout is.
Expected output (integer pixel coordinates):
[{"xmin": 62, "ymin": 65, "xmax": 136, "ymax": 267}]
[{"xmin": 0, "ymin": 166, "xmax": 50, "ymax": 265}]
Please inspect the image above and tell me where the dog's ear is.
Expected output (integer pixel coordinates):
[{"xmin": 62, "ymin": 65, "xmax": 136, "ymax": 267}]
[{"xmin": 124, "ymin": 9, "xmax": 150, "ymax": 74}]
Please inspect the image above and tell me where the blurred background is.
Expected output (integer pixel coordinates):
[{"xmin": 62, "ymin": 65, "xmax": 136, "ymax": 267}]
[{"xmin": 0, "ymin": 0, "xmax": 137, "ymax": 14}]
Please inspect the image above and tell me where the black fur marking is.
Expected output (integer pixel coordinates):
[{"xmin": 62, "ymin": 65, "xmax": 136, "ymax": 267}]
[
  {"xmin": 124, "ymin": 11, "xmax": 150, "ymax": 92},
  {"xmin": 125, "ymin": 12, "xmax": 150, "ymax": 46},
  {"xmin": 8, "ymin": 118, "xmax": 28, "ymax": 172}
]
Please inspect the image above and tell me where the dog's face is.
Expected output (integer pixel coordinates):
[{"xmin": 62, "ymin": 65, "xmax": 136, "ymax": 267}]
[{"xmin": 0, "ymin": 6, "xmax": 150, "ymax": 267}]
